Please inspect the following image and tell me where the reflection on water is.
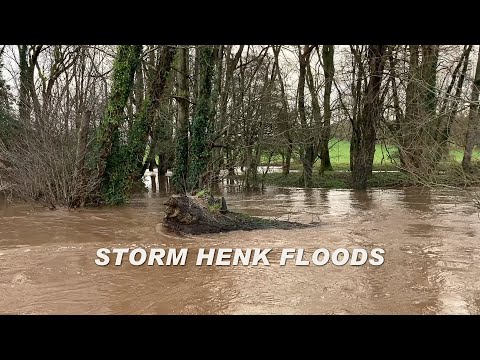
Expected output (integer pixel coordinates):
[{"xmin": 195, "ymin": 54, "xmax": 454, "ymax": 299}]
[{"xmin": 0, "ymin": 185, "xmax": 479, "ymax": 314}]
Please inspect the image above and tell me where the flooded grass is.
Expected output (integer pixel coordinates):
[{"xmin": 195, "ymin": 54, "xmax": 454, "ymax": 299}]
[{"xmin": 263, "ymin": 171, "xmax": 416, "ymax": 189}]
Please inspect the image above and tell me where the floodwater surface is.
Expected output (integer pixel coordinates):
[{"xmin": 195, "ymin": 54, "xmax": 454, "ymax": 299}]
[{"xmin": 0, "ymin": 179, "xmax": 479, "ymax": 314}]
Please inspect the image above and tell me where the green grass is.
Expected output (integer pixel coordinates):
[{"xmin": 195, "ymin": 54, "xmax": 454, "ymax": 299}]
[
  {"xmin": 260, "ymin": 139, "xmax": 399, "ymax": 171},
  {"xmin": 260, "ymin": 139, "xmax": 480, "ymax": 171},
  {"xmin": 450, "ymin": 148, "xmax": 480, "ymax": 162},
  {"xmin": 327, "ymin": 140, "xmax": 399, "ymax": 170},
  {"xmin": 258, "ymin": 140, "xmax": 480, "ymax": 189}
]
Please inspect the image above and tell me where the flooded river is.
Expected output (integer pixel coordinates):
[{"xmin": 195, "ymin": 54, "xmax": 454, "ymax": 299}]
[{"xmin": 1, "ymin": 180, "xmax": 480, "ymax": 314}]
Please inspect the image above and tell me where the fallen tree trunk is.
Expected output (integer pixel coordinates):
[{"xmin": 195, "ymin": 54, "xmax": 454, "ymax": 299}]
[{"xmin": 163, "ymin": 194, "xmax": 317, "ymax": 234}]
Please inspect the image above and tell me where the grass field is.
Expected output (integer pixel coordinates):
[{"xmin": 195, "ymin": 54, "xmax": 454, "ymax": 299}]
[
  {"xmin": 450, "ymin": 148, "xmax": 480, "ymax": 163},
  {"xmin": 257, "ymin": 139, "xmax": 480, "ymax": 189},
  {"xmin": 261, "ymin": 139, "xmax": 480, "ymax": 171},
  {"xmin": 327, "ymin": 140, "xmax": 398, "ymax": 170}
]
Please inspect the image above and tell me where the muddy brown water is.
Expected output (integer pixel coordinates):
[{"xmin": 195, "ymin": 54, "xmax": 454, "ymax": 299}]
[{"xmin": 1, "ymin": 182, "xmax": 479, "ymax": 314}]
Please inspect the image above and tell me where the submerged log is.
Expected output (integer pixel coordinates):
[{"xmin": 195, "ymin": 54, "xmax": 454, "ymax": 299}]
[{"xmin": 163, "ymin": 194, "xmax": 317, "ymax": 235}]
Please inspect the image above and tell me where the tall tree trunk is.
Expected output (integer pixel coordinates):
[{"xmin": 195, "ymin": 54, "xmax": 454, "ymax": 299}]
[
  {"xmin": 224, "ymin": 47, "xmax": 245, "ymax": 184},
  {"xmin": 215, "ymin": 45, "xmax": 243, "ymax": 180},
  {"xmin": 74, "ymin": 46, "xmax": 87, "ymax": 131},
  {"xmin": 462, "ymin": 48, "xmax": 480, "ymax": 170},
  {"xmin": 172, "ymin": 46, "xmax": 190, "ymax": 193},
  {"xmin": 420, "ymin": 45, "xmax": 440, "ymax": 159},
  {"xmin": 349, "ymin": 45, "xmax": 365, "ymax": 172},
  {"xmin": 320, "ymin": 45, "xmax": 334, "ymax": 173},
  {"xmin": 193, "ymin": 45, "xmax": 200, "ymax": 105},
  {"xmin": 96, "ymin": 45, "xmax": 142, "ymax": 203},
  {"xmin": 25, "ymin": 45, "xmax": 42, "ymax": 126},
  {"xmin": 437, "ymin": 45, "xmax": 472, "ymax": 159},
  {"xmin": 251, "ymin": 59, "xmax": 276, "ymax": 189},
  {"xmin": 272, "ymin": 46, "xmax": 293, "ymax": 175},
  {"xmin": 305, "ymin": 57, "xmax": 322, "ymax": 183},
  {"xmin": 401, "ymin": 45, "xmax": 439, "ymax": 170},
  {"xmin": 402, "ymin": 45, "xmax": 420, "ymax": 168},
  {"xmin": 128, "ymin": 46, "xmax": 176, "ymax": 177},
  {"xmin": 134, "ymin": 58, "xmax": 144, "ymax": 110},
  {"xmin": 18, "ymin": 45, "xmax": 30, "ymax": 123},
  {"xmin": 351, "ymin": 45, "xmax": 386, "ymax": 190},
  {"xmin": 298, "ymin": 45, "xmax": 315, "ymax": 187},
  {"xmin": 189, "ymin": 45, "xmax": 215, "ymax": 191},
  {"xmin": 152, "ymin": 67, "xmax": 176, "ymax": 178},
  {"xmin": 209, "ymin": 45, "xmax": 224, "ymax": 179},
  {"xmin": 387, "ymin": 46, "xmax": 404, "ymax": 165}
]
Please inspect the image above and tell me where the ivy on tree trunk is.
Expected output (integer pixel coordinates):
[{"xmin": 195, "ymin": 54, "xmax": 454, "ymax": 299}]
[
  {"xmin": 188, "ymin": 46, "xmax": 215, "ymax": 191},
  {"xmin": 126, "ymin": 46, "xmax": 176, "ymax": 178},
  {"xmin": 172, "ymin": 46, "xmax": 190, "ymax": 193},
  {"xmin": 96, "ymin": 45, "xmax": 142, "ymax": 205}
]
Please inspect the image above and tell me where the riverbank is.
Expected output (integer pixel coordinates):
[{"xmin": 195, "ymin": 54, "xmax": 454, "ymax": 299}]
[
  {"xmin": 262, "ymin": 171, "xmax": 413, "ymax": 189},
  {"xmin": 262, "ymin": 167, "xmax": 480, "ymax": 189}
]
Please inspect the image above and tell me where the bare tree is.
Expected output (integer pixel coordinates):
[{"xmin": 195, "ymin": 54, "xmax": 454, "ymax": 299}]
[
  {"xmin": 462, "ymin": 47, "xmax": 480, "ymax": 170},
  {"xmin": 320, "ymin": 45, "xmax": 334, "ymax": 173},
  {"xmin": 351, "ymin": 45, "xmax": 387, "ymax": 190}
]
